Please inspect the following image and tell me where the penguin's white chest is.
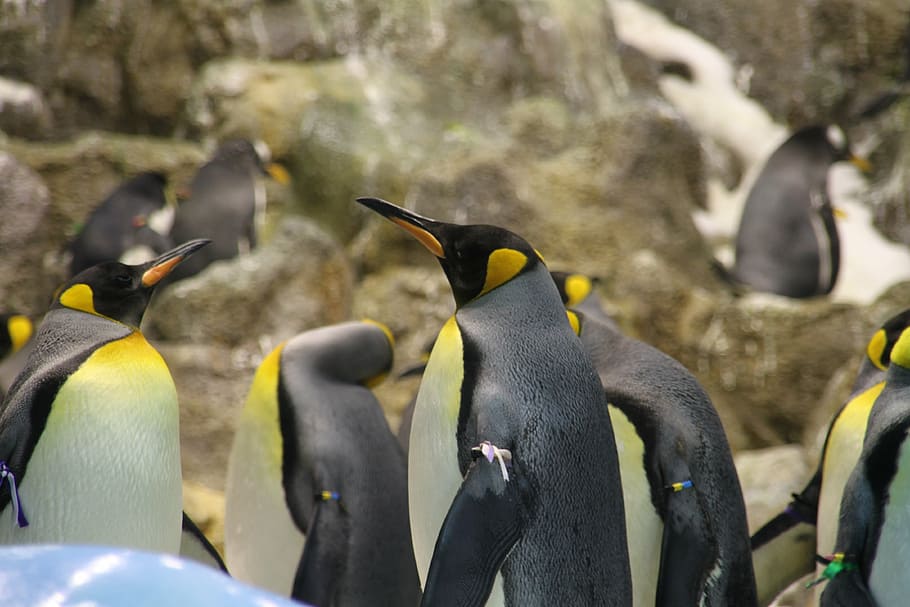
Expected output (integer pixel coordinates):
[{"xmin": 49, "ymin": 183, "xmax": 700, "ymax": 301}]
[
  {"xmin": 817, "ymin": 384, "xmax": 881, "ymax": 557},
  {"xmin": 225, "ymin": 345, "xmax": 305, "ymax": 596},
  {"xmin": 0, "ymin": 333, "xmax": 182, "ymax": 553},
  {"xmin": 609, "ymin": 405, "xmax": 662, "ymax": 607},
  {"xmin": 409, "ymin": 317, "xmax": 507, "ymax": 605},
  {"xmin": 869, "ymin": 432, "xmax": 910, "ymax": 606}
]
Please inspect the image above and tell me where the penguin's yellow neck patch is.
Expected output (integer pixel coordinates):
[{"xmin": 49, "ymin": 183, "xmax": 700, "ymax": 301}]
[
  {"xmin": 891, "ymin": 329, "xmax": 910, "ymax": 369},
  {"xmin": 59, "ymin": 284, "xmax": 97, "ymax": 315},
  {"xmin": 243, "ymin": 342, "xmax": 287, "ymax": 475},
  {"xmin": 566, "ymin": 310, "xmax": 581, "ymax": 336},
  {"xmin": 362, "ymin": 318, "xmax": 395, "ymax": 348},
  {"xmin": 867, "ymin": 329, "xmax": 888, "ymax": 371},
  {"xmin": 481, "ymin": 249, "xmax": 527, "ymax": 296},
  {"xmin": 564, "ymin": 274, "xmax": 593, "ymax": 307},
  {"xmin": 7, "ymin": 315, "xmax": 32, "ymax": 353}
]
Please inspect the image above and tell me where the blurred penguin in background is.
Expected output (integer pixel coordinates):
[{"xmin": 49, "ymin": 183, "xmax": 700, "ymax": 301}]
[
  {"xmin": 166, "ymin": 139, "xmax": 290, "ymax": 284},
  {"xmin": 67, "ymin": 171, "xmax": 174, "ymax": 277},
  {"xmin": 730, "ymin": 125, "xmax": 869, "ymax": 298}
]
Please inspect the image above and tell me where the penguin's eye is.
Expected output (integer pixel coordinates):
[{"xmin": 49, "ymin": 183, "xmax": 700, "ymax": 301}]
[{"xmin": 113, "ymin": 273, "xmax": 133, "ymax": 288}]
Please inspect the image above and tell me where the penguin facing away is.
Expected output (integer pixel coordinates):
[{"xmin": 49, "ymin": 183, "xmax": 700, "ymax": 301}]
[
  {"xmin": 0, "ymin": 239, "xmax": 209, "ymax": 552},
  {"xmin": 166, "ymin": 139, "xmax": 290, "ymax": 284},
  {"xmin": 356, "ymin": 197, "xmax": 632, "ymax": 607},
  {"xmin": 225, "ymin": 320, "xmax": 420, "ymax": 606},
  {"xmin": 819, "ymin": 323, "xmax": 910, "ymax": 606},
  {"xmin": 560, "ymin": 278, "xmax": 756, "ymax": 606},
  {"xmin": 731, "ymin": 125, "xmax": 868, "ymax": 298},
  {"xmin": 750, "ymin": 308, "xmax": 910, "ymax": 605},
  {"xmin": 67, "ymin": 171, "xmax": 174, "ymax": 277}
]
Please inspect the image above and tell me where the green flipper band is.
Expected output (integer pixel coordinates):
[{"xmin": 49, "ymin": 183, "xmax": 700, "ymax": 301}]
[{"xmin": 806, "ymin": 553, "xmax": 858, "ymax": 588}]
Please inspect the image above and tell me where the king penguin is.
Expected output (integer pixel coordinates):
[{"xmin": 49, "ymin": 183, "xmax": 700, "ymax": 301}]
[
  {"xmin": 556, "ymin": 272, "xmax": 756, "ymax": 606},
  {"xmin": 67, "ymin": 171, "xmax": 174, "ymax": 277},
  {"xmin": 731, "ymin": 125, "xmax": 868, "ymax": 298},
  {"xmin": 356, "ymin": 197, "xmax": 632, "ymax": 606},
  {"xmin": 224, "ymin": 320, "xmax": 420, "ymax": 606},
  {"xmin": 818, "ymin": 322, "xmax": 910, "ymax": 606},
  {"xmin": 166, "ymin": 139, "xmax": 289, "ymax": 284},
  {"xmin": 0, "ymin": 239, "xmax": 209, "ymax": 553},
  {"xmin": 750, "ymin": 308, "xmax": 910, "ymax": 605}
]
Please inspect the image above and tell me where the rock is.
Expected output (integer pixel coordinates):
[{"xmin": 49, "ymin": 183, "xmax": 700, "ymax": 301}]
[
  {"xmin": 149, "ymin": 215, "xmax": 353, "ymax": 347},
  {"xmin": 0, "ymin": 152, "xmax": 56, "ymax": 314},
  {"xmin": 639, "ymin": 0, "xmax": 909, "ymax": 126},
  {"xmin": 183, "ymin": 480, "xmax": 226, "ymax": 556},
  {"xmin": 735, "ymin": 444, "xmax": 813, "ymax": 533},
  {"xmin": 0, "ymin": 77, "xmax": 52, "ymax": 139}
]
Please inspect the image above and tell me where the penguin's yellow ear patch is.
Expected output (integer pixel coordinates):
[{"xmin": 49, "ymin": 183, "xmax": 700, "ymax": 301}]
[
  {"xmin": 7, "ymin": 315, "xmax": 32, "ymax": 353},
  {"xmin": 867, "ymin": 329, "xmax": 888, "ymax": 371},
  {"xmin": 564, "ymin": 274, "xmax": 593, "ymax": 307},
  {"xmin": 481, "ymin": 249, "xmax": 528, "ymax": 296},
  {"xmin": 890, "ymin": 328, "xmax": 910, "ymax": 369},
  {"xmin": 59, "ymin": 284, "xmax": 97, "ymax": 315}
]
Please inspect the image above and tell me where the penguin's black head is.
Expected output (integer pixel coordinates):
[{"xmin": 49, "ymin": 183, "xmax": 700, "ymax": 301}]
[
  {"xmin": 52, "ymin": 239, "xmax": 210, "ymax": 328},
  {"xmin": 786, "ymin": 125, "xmax": 870, "ymax": 172},
  {"xmin": 357, "ymin": 197, "xmax": 544, "ymax": 308},
  {"xmin": 867, "ymin": 308, "xmax": 910, "ymax": 370},
  {"xmin": 211, "ymin": 139, "xmax": 291, "ymax": 184}
]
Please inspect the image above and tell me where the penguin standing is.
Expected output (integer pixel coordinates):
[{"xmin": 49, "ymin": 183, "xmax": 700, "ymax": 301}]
[
  {"xmin": 751, "ymin": 309, "xmax": 910, "ymax": 604},
  {"xmin": 224, "ymin": 320, "xmax": 420, "ymax": 606},
  {"xmin": 0, "ymin": 239, "xmax": 209, "ymax": 552},
  {"xmin": 67, "ymin": 171, "xmax": 174, "ymax": 277},
  {"xmin": 357, "ymin": 197, "xmax": 632, "ymax": 606},
  {"xmin": 557, "ymin": 274, "xmax": 756, "ymax": 606},
  {"xmin": 819, "ymin": 323, "xmax": 910, "ymax": 606},
  {"xmin": 731, "ymin": 125, "xmax": 868, "ymax": 298},
  {"xmin": 167, "ymin": 139, "xmax": 289, "ymax": 284}
]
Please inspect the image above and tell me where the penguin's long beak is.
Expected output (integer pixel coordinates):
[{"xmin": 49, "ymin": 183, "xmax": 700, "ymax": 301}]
[
  {"xmin": 356, "ymin": 197, "xmax": 446, "ymax": 258},
  {"xmin": 266, "ymin": 162, "xmax": 291, "ymax": 185},
  {"xmin": 140, "ymin": 239, "xmax": 210, "ymax": 287},
  {"xmin": 849, "ymin": 153, "xmax": 872, "ymax": 174}
]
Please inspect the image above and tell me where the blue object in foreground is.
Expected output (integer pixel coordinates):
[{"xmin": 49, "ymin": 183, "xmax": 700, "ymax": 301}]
[{"xmin": 0, "ymin": 544, "xmax": 306, "ymax": 607}]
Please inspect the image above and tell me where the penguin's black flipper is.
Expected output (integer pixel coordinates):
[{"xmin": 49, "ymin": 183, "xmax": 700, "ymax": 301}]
[
  {"xmin": 819, "ymin": 568, "xmax": 876, "ymax": 607},
  {"xmin": 180, "ymin": 512, "xmax": 228, "ymax": 573},
  {"xmin": 291, "ymin": 494, "xmax": 350, "ymax": 606},
  {"xmin": 420, "ymin": 450, "xmax": 525, "ymax": 607},
  {"xmin": 751, "ymin": 469, "xmax": 820, "ymax": 550},
  {"xmin": 655, "ymin": 462, "xmax": 715, "ymax": 606}
]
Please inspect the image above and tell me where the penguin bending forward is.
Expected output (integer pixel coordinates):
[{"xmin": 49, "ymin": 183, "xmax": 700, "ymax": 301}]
[
  {"xmin": 225, "ymin": 320, "xmax": 420, "ymax": 606},
  {"xmin": 0, "ymin": 240, "xmax": 209, "ymax": 552},
  {"xmin": 819, "ymin": 322, "xmax": 910, "ymax": 605},
  {"xmin": 357, "ymin": 197, "xmax": 632, "ymax": 606},
  {"xmin": 556, "ymin": 276, "xmax": 756, "ymax": 606}
]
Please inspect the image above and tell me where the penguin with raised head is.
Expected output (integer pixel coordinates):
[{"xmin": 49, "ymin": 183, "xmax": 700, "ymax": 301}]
[
  {"xmin": 167, "ymin": 139, "xmax": 289, "ymax": 284},
  {"xmin": 67, "ymin": 171, "xmax": 174, "ymax": 277},
  {"xmin": 356, "ymin": 197, "xmax": 632, "ymax": 606},
  {"xmin": 818, "ymin": 323, "xmax": 910, "ymax": 606},
  {"xmin": 751, "ymin": 308, "xmax": 910, "ymax": 604},
  {"xmin": 557, "ymin": 272, "xmax": 756, "ymax": 606},
  {"xmin": 0, "ymin": 239, "xmax": 209, "ymax": 552},
  {"xmin": 224, "ymin": 320, "xmax": 420, "ymax": 606},
  {"xmin": 731, "ymin": 125, "xmax": 869, "ymax": 298}
]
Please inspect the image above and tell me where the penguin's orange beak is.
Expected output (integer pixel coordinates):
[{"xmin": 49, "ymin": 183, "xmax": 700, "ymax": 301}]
[
  {"xmin": 356, "ymin": 197, "xmax": 446, "ymax": 258},
  {"xmin": 849, "ymin": 154, "xmax": 872, "ymax": 174},
  {"xmin": 141, "ymin": 239, "xmax": 210, "ymax": 287},
  {"xmin": 266, "ymin": 163, "xmax": 291, "ymax": 185}
]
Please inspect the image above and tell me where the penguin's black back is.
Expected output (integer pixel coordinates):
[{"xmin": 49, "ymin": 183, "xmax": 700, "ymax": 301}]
[{"xmin": 68, "ymin": 172, "xmax": 170, "ymax": 276}]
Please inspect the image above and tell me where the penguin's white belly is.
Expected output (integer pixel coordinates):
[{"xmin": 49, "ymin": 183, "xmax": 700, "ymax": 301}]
[
  {"xmin": 609, "ymin": 405, "xmax": 662, "ymax": 607},
  {"xmin": 0, "ymin": 334, "xmax": 182, "ymax": 553},
  {"xmin": 225, "ymin": 344, "xmax": 304, "ymax": 597},
  {"xmin": 816, "ymin": 385, "xmax": 881, "ymax": 559},
  {"xmin": 869, "ymin": 435, "xmax": 910, "ymax": 607},
  {"xmin": 409, "ymin": 317, "xmax": 506, "ymax": 605},
  {"xmin": 225, "ymin": 409, "xmax": 304, "ymax": 595}
]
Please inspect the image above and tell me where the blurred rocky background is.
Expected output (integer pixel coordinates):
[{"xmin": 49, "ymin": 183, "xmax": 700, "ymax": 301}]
[{"xmin": 1, "ymin": 1, "xmax": 909, "ymax": 604}]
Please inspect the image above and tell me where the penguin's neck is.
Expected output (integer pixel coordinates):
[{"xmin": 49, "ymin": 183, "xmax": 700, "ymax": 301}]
[{"xmin": 457, "ymin": 265, "xmax": 567, "ymax": 331}]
